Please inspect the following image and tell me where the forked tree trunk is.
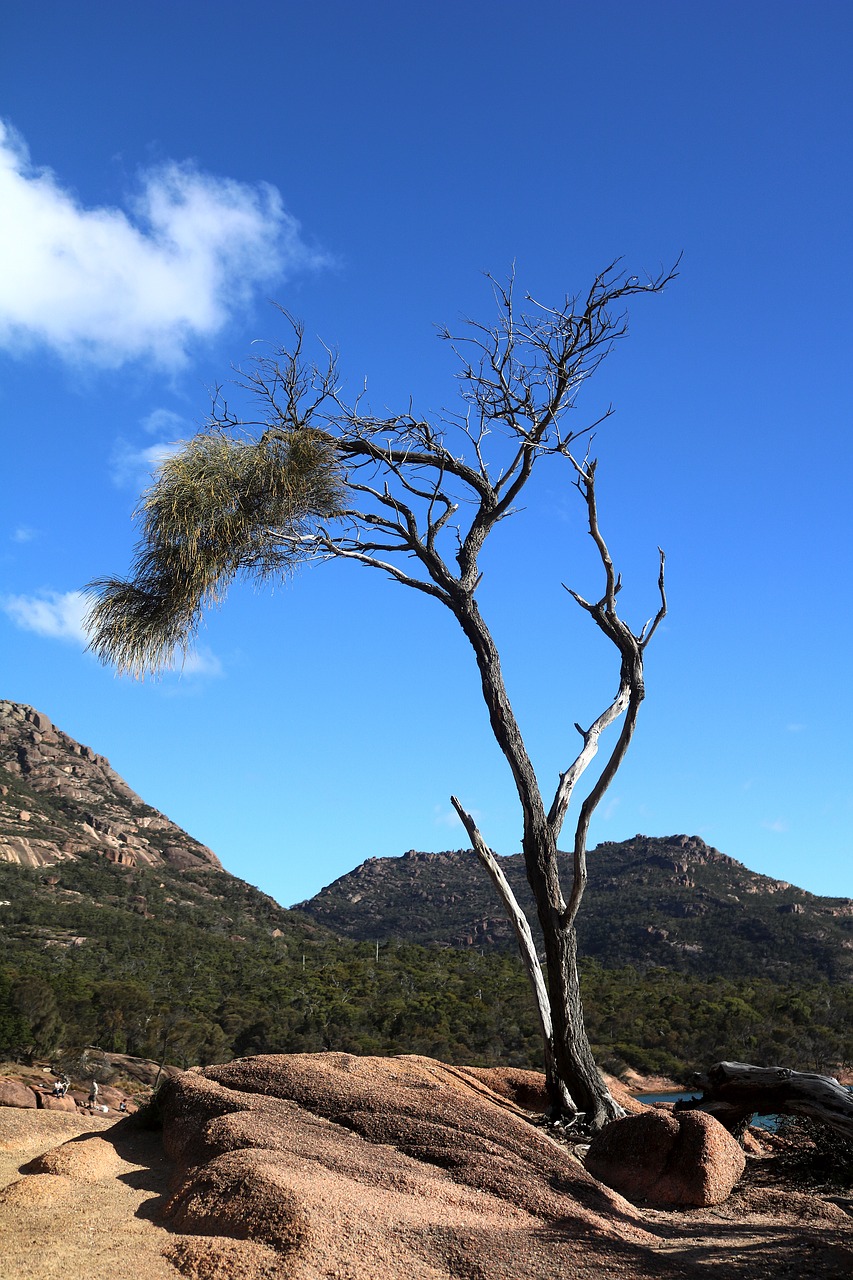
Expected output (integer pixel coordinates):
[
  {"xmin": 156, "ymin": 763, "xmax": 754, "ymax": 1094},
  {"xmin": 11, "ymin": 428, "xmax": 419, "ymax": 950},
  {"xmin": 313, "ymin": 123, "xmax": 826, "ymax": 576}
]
[
  {"xmin": 542, "ymin": 914, "xmax": 622, "ymax": 1129},
  {"xmin": 451, "ymin": 796, "xmax": 574, "ymax": 1116},
  {"xmin": 456, "ymin": 796, "xmax": 620, "ymax": 1125},
  {"xmin": 523, "ymin": 824, "xmax": 624, "ymax": 1129},
  {"xmin": 453, "ymin": 596, "xmax": 624, "ymax": 1129}
]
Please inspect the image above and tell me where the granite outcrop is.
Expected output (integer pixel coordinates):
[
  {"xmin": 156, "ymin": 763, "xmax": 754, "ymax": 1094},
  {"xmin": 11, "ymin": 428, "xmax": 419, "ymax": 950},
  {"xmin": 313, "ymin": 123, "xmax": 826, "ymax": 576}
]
[{"xmin": 0, "ymin": 701, "xmax": 221, "ymax": 874}]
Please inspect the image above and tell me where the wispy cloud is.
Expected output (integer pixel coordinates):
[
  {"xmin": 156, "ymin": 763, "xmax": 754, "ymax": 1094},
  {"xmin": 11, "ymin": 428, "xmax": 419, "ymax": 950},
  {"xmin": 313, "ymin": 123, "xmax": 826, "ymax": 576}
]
[
  {"xmin": 2, "ymin": 588, "xmax": 223, "ymax": 680},
  {"xmin": 11, "ymin": 525, "xmax": 38, "ymax": 543},
  {"xmin": 762, "ymin": 818, "xmax": 789, "ymax": 834},
  {"xmin": 175, "ymin": 647, "xmax": 223, "ymax": 679},
  {"xmin": 2, "ymin": 589, "xmax": 89, "ymax": 644},
  {"xmin": 112, "ymin": 407, "xmax": 192, "ymax": 488},
  {"xmin": 433, "ymin": 803, "xmax": 482, "ymax": 831},
  {"xmin": 786, "ymin": 723, "xmax": 807, "ymax": 734},
  {"xmin": 601, "ymin": 796, "xmax": 622, "ymax": 821},
  {"xmin": 110, "ymin": 438, "xmax": 183, "ymax": 489},
  {"xmin": 140, "ymin": 408, "xmax": 188, "ymax": 437},
  {"xmin": 0, "ymin": 119, "xmax": 326, "ymax": 368}
]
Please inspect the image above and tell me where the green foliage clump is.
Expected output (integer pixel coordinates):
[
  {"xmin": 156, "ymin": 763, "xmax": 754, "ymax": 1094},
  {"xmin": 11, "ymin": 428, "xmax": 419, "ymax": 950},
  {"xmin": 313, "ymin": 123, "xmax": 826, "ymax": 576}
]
[{"xmin": 85, "ymin": 428, "xmax": 343, "ymax": 676}]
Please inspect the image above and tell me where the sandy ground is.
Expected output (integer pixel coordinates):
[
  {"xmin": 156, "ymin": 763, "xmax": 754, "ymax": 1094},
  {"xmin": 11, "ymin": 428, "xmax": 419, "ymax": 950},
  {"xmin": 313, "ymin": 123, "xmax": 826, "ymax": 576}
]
[{"xmin": 0, "ymin": 1110, "xmax": 176, "ymax": 1280}]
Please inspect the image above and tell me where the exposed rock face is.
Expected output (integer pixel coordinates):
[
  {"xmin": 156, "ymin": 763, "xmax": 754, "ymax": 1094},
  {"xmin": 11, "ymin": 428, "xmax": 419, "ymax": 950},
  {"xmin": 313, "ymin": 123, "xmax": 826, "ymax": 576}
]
[
  {"xmin": 4, "ymin": 1055, "xmax": 853, "ymax": 1280},
  {"xmin": 157, "ymin": 1052, "xmax": 657, "ymax": 1278},
  {"xmin": 584, "ymin": 1108, "xmax": 746, "ymax": 1207},
  {"xmin": 25, "ymin": 1134, "xmax": 126, "ymax": 1181},
  {"xmin": 35, "ymin": 1094, "xmax": 79, "ymax": 1113},
  {"xmin": 0, "ymin": 701, "xmax": 221, "ymax": 874},
  {"xmin": 0, "ymin": 1079, "xmax": 37, "ymax": 1109}
]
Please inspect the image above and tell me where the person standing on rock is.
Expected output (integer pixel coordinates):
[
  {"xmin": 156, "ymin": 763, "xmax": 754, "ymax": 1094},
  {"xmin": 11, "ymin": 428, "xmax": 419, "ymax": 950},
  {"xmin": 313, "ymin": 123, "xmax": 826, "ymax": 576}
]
[{"xmin": 88, "ymin": 1080, "xmax": 99, "ymax": 1108}]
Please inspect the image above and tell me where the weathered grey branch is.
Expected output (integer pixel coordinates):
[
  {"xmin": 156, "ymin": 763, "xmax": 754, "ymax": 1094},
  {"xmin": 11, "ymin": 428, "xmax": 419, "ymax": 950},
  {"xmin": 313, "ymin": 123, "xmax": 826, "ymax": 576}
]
[
  {"xmin": 682, "ymin": 1061, "xmax": 853, "ymax": 1142},
  {"xmin": 450, "ymin": 795, "xmax": 575, "ymax": 1117},
  {"xmin": 547, "ymin": 679, "xmax": 632, "ymax": 839},
  {"xmin": 560, "ymin": 452, "xmax": 666, "ymax": 930}
]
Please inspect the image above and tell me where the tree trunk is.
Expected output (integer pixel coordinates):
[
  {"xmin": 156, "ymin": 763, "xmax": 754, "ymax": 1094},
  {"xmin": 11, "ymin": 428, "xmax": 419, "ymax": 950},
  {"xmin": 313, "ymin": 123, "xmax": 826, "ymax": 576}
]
[
  {"xmin": 451, "ymin": 595, "xmax": 622, "ymax": 1129},
  {"xmin": 682, "ymin": 1061, "xmax": 853, "ymax": 1141},
  {"xmin": 450, "ymin": 795, "xmax": 575, "ymax": 1117},
  {"xmin": 523, "ymin": 823, "xmax": 624, "ymax": 1129}
]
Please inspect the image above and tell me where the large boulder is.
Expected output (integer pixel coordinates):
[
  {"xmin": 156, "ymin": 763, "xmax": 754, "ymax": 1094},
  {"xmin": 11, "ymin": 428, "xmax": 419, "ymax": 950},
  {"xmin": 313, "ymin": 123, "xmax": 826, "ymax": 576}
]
[
  {"xmin": 0, "ymin": 1079, "xmax": 38, "ymax": 1109},
  {"xmin": 24, "ymin": 1134, "xmax": 125, "ymax": 1181},
  {"xmin": 36, "ymin": 1093, "xmax": 79, "ymax": 1113},
  {"xmin": 585, "ymin": 1108, "xmax": 745, "ymax": 1207},
  {"xmin": 156, "ymin": 1053, "xmax": 658, "ymax": 1278}
]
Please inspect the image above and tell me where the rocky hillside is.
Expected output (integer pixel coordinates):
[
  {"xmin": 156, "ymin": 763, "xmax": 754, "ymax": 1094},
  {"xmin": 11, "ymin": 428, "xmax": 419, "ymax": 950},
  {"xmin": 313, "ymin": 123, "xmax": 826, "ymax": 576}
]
[
  {"xmin": 6, "ymin": 697, "xmax": 850, "ymax": 990},
  {"xmin": 295, "ymin": 835, "xmax": 853, "ymax": 984},
  {"xmin": 0, "ymin": 701, "xmax": 221, "ymax": 873},
  {"xmin": 2, "ymin": 702, "xmax": 851, "ymax": 1078}
]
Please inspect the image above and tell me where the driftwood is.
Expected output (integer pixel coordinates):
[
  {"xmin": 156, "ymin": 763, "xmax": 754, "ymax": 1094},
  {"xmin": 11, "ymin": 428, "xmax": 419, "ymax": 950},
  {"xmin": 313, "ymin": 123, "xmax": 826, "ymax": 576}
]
[{"xmin": 679, "ymin": 1061, "xmax": 853, "ymax": 1141}]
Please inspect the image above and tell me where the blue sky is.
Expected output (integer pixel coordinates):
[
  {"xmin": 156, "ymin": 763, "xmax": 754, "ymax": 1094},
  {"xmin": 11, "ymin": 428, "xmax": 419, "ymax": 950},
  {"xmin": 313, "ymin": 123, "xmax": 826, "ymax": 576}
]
[{"xmin": 1, "ymin": 1, "xmax": 851, "ymax": 906}]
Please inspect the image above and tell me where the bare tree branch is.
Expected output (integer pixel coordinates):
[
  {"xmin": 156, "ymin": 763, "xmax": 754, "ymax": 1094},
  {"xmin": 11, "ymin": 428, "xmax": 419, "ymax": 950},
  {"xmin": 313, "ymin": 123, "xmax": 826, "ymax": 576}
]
[
  {"xmin": 558, "ymin": 452, "xmax": 667, "ymax": 931},
  {"xmin": 450, "ymin": 795, "xmax": 577, "ymax": 1117},
  {"xmin": 86, "ymin": 262, "xmax": 676, "ymax": 1128},
  {"xmin": 547, "ymin": 679, "xmax": 632, "ymax": 840}
]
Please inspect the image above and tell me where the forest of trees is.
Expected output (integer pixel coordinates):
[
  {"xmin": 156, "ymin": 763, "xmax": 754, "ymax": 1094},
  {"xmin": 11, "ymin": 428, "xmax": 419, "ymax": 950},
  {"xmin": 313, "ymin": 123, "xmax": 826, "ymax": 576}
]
[{"xmin": 2, "ymin": 856, "xmax": 850, "ymax": 1080}]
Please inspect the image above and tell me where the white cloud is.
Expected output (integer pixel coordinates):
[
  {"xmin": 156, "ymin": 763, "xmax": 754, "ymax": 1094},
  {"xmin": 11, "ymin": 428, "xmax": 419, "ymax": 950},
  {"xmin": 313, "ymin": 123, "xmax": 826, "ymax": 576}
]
[
  {"xmin": 2, "ymin": 587, "xmax": 224, "ymax": 680},
  {"xmin": 112, "ymin": 408, "xmax": 192, "ymax": 488},
  {"xmin": 140, "ymin": 408, "xmax": 188, "ymax": 436},
  {"xmin": 175, "ymin": 646, "xmax": 224, "ymax": 679},
  {"xmin": 2, "ymin": 589, "xmax": 89, "ymax": 644},
  {"xmin": 11, "ymin": 525, "xmax": 38, "ymax": 543},
  {"xmin": 433, "ymin": 802, "xmax": 485, "ymax": 831},
  {"xmin": 110, "ymin": 438, "xmax": 183, "ymax": 489},
  {"xmin": 433, "ymin": 804, "xmax": 462, "ymax": 829},
  {"xmin": 0, "ymin": 119, "xmax": 325, "ymax": 367}
]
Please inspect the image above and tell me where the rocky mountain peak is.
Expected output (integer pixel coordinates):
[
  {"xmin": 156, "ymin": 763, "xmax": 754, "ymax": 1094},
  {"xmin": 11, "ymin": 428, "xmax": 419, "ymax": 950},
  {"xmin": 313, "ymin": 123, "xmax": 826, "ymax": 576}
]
[
  {"xmin": 0, "ymin": 700, "xmax": 221, "ymax": 874},
  {"xmin": 295, "ymin": 831, "xmax": 853, "ymax": 984}
]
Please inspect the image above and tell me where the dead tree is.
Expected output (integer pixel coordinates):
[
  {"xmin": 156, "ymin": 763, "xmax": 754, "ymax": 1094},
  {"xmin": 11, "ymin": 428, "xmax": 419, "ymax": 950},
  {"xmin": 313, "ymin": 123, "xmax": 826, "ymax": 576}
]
[
  {"xmin": 253, "ymin": 266, "xmax": 673, "ymax": 1128},
  {"xmin": 681, "ymin": 1062, "xmax": 853, "ymax": 1142},
  {"xmin": 87, "ymin": 262, "xmax": 676, "ymax": 1130}
]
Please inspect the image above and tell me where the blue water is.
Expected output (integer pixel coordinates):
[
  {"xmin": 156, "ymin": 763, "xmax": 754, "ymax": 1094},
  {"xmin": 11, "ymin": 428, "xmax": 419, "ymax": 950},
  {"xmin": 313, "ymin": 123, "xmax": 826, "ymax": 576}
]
[
  {"xmin": 636, "ymin": 1091, "xmax": 779, "ymax": 1131},
  {"xmin": 637, "ymin": 1092, "xmax": 702, "ymax": 1107}
]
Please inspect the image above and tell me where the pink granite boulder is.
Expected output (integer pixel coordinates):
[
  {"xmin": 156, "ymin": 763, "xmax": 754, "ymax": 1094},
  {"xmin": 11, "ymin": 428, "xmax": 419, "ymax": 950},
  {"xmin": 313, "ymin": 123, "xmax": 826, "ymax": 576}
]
[
  {"xmin": 36, "ymin": 1093, "xmax": 79, "ymax": 1112},
  {"xmin": 0, "ymin": 1079, "xmax": 38, "ymax": 1109},
  {"xmin": 585, "ymin": 1108, "xmax": 745, "ymax": 1207}
]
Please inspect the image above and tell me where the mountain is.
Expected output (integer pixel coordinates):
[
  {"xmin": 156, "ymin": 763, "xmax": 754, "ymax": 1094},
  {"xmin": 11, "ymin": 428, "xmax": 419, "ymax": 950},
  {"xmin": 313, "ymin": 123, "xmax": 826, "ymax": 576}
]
[
  {"xmin": 0, "ymin": 701, "xmax": 553, "ymax": 1076},
  {"xmin": 295, "ymin": 836, "xmax": 853, "ymax": 984},
  {"xmin": 2, "ymin": 700, "xmax": 851, "ymax": 1081},
  {"xmin": 0, "ymin": 700, "xmax": 221, "ymax": 873}
]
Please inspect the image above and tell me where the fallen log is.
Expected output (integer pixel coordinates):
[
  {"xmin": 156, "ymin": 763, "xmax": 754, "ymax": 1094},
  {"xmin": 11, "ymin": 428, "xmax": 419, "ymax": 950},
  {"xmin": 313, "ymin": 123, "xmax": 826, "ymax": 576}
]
[{"xmin": 678, "ymin": 1061, "xmax": 853, "ymax": 1141}]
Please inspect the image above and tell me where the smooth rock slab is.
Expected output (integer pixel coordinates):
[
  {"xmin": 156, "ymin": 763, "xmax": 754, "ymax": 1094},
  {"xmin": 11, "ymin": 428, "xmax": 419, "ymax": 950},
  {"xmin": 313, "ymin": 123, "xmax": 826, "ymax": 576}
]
[
  {"xmin": 585, "ymin": 1108, "xmax": 745, "ymax": 1207},
  {"xmin": 37, "ymin": 1093, "xmax": 79, "ymax": 1112},
  {"xmin": 156, "ymin": 1053, "xmax": 656, "ymax": 1279}
]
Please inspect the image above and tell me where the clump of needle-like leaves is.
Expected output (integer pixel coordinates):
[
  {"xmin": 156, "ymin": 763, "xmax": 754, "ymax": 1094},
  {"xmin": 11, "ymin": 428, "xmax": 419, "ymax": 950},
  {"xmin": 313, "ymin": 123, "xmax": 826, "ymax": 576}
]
[{"xmin": 85, "ymin": 427, "xmax": 343, "ymax": 677}]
